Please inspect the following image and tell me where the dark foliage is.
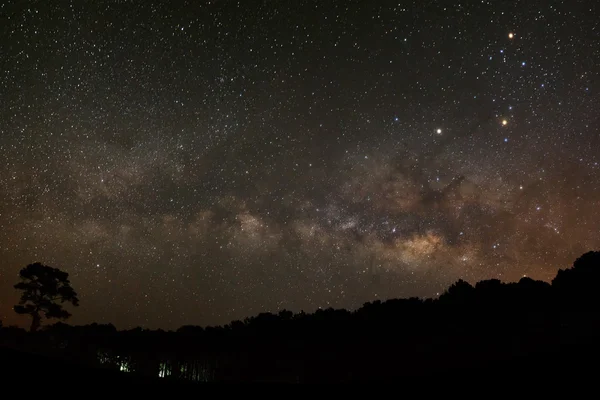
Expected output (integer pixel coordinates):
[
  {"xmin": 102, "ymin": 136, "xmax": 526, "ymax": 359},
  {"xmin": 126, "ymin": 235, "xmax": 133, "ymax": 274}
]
[
  {"xmin": 13, "ymin": 263, "xmax": 79, "ymax": 332},
  {"xmin": 2, "ymin": 252, "xmax": 600, "ymax": 383},
  {"xmin": 552, "ymin": 251, "xmax": 600, "ymax": 308}
]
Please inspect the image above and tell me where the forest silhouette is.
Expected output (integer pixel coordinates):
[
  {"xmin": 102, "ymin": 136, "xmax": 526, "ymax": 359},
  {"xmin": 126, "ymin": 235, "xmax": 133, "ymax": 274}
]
[{"xmin": 2, "ymin": 251, "xmax": 600, "ymax": 383}]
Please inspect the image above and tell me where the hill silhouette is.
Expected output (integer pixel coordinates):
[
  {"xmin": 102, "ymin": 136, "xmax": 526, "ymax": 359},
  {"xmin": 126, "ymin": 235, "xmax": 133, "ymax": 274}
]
[{"xmin": 2, "ymin": 251, "xmax": 600, "ymax": 383}]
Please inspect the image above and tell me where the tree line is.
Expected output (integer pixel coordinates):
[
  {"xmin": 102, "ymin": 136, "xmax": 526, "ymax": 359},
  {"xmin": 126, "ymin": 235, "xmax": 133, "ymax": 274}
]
[{"xmin": 2, "ymin": 251, "xmax": 600, "ymax": 382}]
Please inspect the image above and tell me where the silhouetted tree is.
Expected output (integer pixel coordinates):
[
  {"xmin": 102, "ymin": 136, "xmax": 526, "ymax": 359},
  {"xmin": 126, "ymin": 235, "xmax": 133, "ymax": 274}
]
[
  {"xmin": 278, "ymin": 309, "xmax": 293, "ymax": 320},
  {"xmin": 552, "ymin": 251, "xmax": 600, "ymax": 310},
  {"xmin": 552, "ymin": 251, "xmax": 600, "ymax": 289},
  {"xmin": 439, "ymin": 279, "xmax": 474, "ymax": 305},
  {"xmin": 13, "ymin": 263, "xmax": 79, "ymax": 332},
  {"xmin": 513, "ymin": 277, "xmax": 551, "ymax": 305},
  {"xmin": 6, "ymin": 251, "xmax": 600, "ymax": 383}
]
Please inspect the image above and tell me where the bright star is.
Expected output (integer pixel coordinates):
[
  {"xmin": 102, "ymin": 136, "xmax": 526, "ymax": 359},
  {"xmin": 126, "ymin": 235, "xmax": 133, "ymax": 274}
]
[
  {"xmin": 436, "ymin": 128, "xmax": 442, "ymax": 134},
  {"xmin": 508, "ymin": 32, "xmax": 515, "ymax": 39}
]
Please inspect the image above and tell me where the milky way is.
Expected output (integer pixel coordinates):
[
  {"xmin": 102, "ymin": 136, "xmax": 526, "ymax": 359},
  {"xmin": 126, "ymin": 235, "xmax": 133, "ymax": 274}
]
[{"xmin": 1, "ymin": 1, "xmax": 599, "ymax": 329}]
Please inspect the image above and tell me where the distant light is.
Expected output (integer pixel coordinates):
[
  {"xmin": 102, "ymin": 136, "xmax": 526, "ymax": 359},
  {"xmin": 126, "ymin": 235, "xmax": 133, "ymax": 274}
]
[
  {"xmin": 519, "ymin": 185, "xmax": 523, "ymax": 190},
  {"xmin": 508, "ymin": 32, "xmax": 515, "ymax": 39},
  {"xmin": 502, "ymin": 119, "xmax": 508, "ymax": 126},
  {"xmin": 436, "ymin": 128, "xmax": 442, "ymax": 134},
  {"xmin": 504, "ymin": 138, "xmax": 508, "ymax": 142}
]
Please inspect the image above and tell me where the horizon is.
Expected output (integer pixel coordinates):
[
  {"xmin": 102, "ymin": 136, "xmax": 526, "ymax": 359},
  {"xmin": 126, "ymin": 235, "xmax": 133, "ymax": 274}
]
[{"xmin": 1, "ymin": 252, "xmax": 590, "ymax": 331}]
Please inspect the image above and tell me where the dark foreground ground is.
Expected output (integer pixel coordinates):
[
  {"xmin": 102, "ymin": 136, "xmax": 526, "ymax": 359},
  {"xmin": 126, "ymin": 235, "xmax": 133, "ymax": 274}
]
[
  {"xmin": 1, "ymin": 342, "xmax": 596, "ymax": 386},
  {"xmin": 0, "ymin": 346, "xmax": 189, "ymax": 386}
]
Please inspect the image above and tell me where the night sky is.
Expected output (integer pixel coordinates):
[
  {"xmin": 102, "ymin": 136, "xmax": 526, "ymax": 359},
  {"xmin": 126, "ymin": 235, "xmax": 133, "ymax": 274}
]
[{"xmin": 1, "ymin": 0, "xmax": 599, "ymax": 329}]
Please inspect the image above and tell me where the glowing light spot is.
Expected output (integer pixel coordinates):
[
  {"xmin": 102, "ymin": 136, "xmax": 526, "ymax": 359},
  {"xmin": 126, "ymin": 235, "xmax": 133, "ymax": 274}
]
[
  {"xmin": 508, "ymin": 32, "xmax": 515, "ymax": 39},
  {"xmin": 502, "ymin": 119, "xmax": 508, "ymax": 126},
  {"xmin": 436, "ymin": 128, "xmax": 442, "ymax": 134}
]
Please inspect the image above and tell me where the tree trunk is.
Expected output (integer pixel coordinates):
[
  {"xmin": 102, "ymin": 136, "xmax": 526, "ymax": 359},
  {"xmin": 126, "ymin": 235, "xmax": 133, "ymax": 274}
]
[{"xmin": 30, "ymin": 312, "xmax": 41, "ymax": 332}]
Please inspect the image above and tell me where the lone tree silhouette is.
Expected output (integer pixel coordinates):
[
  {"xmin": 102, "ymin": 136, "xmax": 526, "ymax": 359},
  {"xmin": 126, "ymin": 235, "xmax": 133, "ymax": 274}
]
[{"xmin": 13, "ymin": 263, "xmax": 79, "ymax": 332}]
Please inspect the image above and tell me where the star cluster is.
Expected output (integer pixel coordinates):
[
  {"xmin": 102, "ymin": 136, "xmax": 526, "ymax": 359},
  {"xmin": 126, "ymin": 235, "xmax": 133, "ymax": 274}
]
[{"xmin": 1, "ymin": 0, "xmax": 599, "ymax": 329}]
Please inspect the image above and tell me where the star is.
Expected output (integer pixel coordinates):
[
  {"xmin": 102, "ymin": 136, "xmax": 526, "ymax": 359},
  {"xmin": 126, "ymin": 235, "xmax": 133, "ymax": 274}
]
[{"xmin": 0, "ymin": 0, "xmax": 597, "ymax": 331}]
